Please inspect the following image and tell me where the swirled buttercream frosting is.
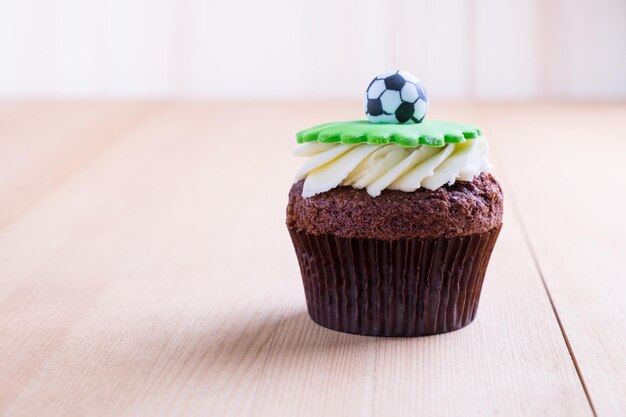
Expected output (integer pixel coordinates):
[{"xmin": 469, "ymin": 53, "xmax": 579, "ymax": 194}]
[{"xmin": 294, "ymin": 135, "xmax": 490, "ymax": 198}]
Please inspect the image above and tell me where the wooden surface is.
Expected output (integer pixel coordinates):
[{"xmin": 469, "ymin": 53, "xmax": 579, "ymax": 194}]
[{"xmin": 0, "ymin": 102, "xmax": 624, "ymax": 417}]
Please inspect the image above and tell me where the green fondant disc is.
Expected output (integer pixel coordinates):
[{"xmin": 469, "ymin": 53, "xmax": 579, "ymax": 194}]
[{"xmin": 296, "ymin": 120, "xmax": 482, "ymax": 147}]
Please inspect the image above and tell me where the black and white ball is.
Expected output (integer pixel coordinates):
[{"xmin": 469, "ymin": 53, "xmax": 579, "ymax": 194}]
[{"xmin": 365, "ymin": 70, "xmax": 428, "ymax": 124}]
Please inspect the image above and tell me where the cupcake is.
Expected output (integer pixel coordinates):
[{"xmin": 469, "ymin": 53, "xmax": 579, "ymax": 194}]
[{"xmin": 287, "ymin": 71, "xmax": 503, "ymax": 336}]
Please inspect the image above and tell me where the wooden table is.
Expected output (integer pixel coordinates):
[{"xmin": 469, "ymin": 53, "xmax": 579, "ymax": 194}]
[{"xmin": 0, "ymin": 102, "xmax": 624, "ymax": 417}]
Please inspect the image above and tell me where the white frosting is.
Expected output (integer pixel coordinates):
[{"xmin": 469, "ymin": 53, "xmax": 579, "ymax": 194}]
[{"xmin": 294, "ymin": 136, "xmax": 490, "ymax": 197}]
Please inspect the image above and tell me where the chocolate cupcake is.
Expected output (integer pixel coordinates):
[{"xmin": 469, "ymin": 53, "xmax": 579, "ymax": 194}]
[{"xmin": 287, "ymin": 71, "xmax": 503, "ymax": 336}]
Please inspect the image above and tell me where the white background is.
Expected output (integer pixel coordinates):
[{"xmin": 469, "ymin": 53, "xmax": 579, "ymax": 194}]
[{"xmin": 0, "ymin": 0, "xmax": 624, "ymax": 100}]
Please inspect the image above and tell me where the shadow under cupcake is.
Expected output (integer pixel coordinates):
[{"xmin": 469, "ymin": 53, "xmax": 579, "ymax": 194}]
[{"xmin": 286, "ymin": 70, "xmax": 503, "ymax": 337}]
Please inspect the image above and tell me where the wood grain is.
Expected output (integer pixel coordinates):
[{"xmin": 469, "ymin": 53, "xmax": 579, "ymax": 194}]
[
  {"xmin": 484, "ymin": 103, "xmax": 626, "ymax": 417},
  {"xmin": 0, "ymin": 102, "xmax": 164, "ymax": 229},
  {"xmin": 0, "ymin": 102, "xmax": 622, "ymax": 417}
]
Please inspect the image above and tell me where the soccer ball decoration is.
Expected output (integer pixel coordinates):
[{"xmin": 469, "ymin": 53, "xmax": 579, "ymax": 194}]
[{"xmin": 365, "ymin": 70, "xmax": 428, "ymax": 124}]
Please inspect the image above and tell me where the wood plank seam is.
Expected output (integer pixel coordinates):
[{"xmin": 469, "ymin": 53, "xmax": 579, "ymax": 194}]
[
  {"xmin": 247, "ymin": 318, "xmax": 282, "ymax": 415},
  {"xmin": 512, "ymin": 204, "xmax": 598, "ymax": 417},
  {"xmin": 491, "ymin": 145, "xmax": 598, "ymax": 417}
]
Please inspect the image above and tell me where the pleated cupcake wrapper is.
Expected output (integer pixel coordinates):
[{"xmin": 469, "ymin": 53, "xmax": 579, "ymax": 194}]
[{"xmin": 289, "ymin": 226, "xmax": 501, "ymax": 337}]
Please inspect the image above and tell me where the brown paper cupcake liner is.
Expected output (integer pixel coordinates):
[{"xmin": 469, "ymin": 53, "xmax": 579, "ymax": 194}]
[{"xmin": 288, "ymin": 226, "xmax": 501, "ymax": 337}]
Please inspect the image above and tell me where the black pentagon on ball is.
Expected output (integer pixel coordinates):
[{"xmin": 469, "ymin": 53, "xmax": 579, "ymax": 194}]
[
  {"xmin": 395, "ymin": 102, "xmax": 415, "ymax": 123},
  {"xmin": 384, "ymin": 73, "xmax": 406, "ymax": 91},
  {"xmin": 367, "ymin": 98, "xmax": 383, "ymax": 116}
]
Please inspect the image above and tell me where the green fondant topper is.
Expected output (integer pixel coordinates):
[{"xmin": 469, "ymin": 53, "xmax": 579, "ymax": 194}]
[{"xmin": 296, "ymin": 120, "xmax": 482, "ymax": 148}]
